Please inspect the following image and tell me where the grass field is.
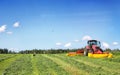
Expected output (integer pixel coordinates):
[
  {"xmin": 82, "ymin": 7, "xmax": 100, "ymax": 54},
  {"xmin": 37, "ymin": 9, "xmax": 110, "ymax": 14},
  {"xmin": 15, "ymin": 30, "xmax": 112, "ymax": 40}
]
[{"xmin": 0, "ymin": 53, "xmax": 120, "ymax": 75}]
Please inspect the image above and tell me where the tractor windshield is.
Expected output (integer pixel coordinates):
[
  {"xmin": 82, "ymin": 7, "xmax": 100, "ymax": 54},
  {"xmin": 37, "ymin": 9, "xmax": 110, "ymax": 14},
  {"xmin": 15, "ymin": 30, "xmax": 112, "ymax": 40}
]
[{"xmin": 88, "ymin": 40, "xmax": 101, "ymax": 47}]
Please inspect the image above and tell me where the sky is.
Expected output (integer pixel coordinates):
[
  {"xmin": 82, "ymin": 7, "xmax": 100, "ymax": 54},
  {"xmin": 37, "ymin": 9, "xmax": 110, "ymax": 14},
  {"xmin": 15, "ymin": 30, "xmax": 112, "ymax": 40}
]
[{"xmin": 0, "ymin": 0, "xmax": 120, "ymax": 51}]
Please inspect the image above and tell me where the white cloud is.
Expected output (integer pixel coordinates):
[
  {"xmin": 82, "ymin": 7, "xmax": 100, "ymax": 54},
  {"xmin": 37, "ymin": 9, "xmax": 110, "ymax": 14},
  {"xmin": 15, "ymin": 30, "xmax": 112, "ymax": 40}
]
[
  {"xmin": 9, "ymin": 48, "xmax": 20, "ymax": 52},
  {"xmin": 56, "ymin": 42, "xmax": 62, "ymax": 46},
  {"xmin": 0, "ymin": 25, "xmax": 6, "ymax": 33},
  {"xmin": 6, "ymin": 31, "xmax": 13, "ymax": 34},
  {"xmin": 74, "ymin": 40, "xmax": 79, "ymax": 42},
  {"xmin": 64, "ymin": 42, "xmax": 71, "ymax": 47},
  {"xmin": 82, "ymin": 35, "xmax": 92, "ymax": 41},
  {"xmin": 113, "ymin": 42, "xmax": 118, "ymax": 45},
  {"xmin": 102, "ymin": 42, "xmax": 109, "ymax": 48},
  {"xmin": 13, "ymin": 22, "xmax": 20, "ymax": 27}
]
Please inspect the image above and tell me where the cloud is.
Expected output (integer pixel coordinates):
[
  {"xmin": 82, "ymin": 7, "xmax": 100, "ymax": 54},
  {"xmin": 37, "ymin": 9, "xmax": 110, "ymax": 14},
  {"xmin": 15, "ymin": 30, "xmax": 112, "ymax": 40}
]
[
  {"xmin": 113, "ymin": 42, "xmax": 118, "ymax": 45},
  {"xmin": 64, "ymin": 42, "xmax": 71, "ymax": 47},
  {"xmin": 74, "ymin": 40, "xmax": 79, "ymax": 42},
  {"xmin": 13, "ymin": 22, "xmax": 20, "ymax": 27},
  {"xmin": 0, "ymin": 25, "xmax": 6, "ymax": 33},
  {"xmin": 82, "ymin": 35, "xmax": 92, "ymax": 41},
  {"xmin": 6, "ymin": 31, "xmax": 13, "ymax": 34},
  {"xmin": 102, "ymin": 42, "xmax": 109, "ymax": 48},
  {"xmin": 9, "ymin": 48, "xmax": 20, "ymax": 52},
  {"xmin": 56, "ymin": 42, "xmax": 62, "ymax": 46}
]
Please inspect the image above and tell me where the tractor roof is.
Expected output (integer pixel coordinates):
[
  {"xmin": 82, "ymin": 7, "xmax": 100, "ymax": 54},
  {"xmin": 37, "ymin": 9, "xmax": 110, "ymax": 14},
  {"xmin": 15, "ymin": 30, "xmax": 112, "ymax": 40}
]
[{"xmin": 88, "ymin": 40, "xmax": 97, "ymax": 42}]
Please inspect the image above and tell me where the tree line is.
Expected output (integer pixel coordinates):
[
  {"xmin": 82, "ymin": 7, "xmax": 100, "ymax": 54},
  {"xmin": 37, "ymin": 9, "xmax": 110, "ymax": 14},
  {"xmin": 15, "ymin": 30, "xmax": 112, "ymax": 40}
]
[
  {"xmin": 19, "ymin": 49, "xmax": 80, "ymax": 54},
  {"xmin": 0, "ymin": 48, "xmax": 16, "ymax": 54},
  {"xmin": 0, "ymin": 48, "xmax": 120, "ymax": 54}
]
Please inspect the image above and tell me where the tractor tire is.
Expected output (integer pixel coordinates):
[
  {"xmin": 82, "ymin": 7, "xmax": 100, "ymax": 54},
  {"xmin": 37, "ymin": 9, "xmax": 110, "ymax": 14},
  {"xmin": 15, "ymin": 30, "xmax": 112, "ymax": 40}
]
[
  {"xmin": 89, "ymin": 49, "xmax": 94, "ymax": 53},
  {"xmin": 84, "ymin": 48, "xmax": 88, "ymax": 56}
]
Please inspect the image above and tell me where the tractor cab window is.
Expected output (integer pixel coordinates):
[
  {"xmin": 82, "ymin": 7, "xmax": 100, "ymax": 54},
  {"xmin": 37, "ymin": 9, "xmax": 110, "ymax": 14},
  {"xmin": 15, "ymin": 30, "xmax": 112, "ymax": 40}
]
[
  {"xmin": 88, "ymin": 40, "xmax": 101, "ymax": 47},
  {"xmin": 97, "ymin": 41, "xmax": 101, "ymax": 47},
  {"xmin": 89, "ymin": 41, "xmax": 97, "ymax": 45}
]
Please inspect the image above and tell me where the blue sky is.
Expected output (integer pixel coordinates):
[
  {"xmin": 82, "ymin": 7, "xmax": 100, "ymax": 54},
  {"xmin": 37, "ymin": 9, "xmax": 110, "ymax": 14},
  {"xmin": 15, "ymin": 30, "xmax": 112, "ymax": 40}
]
[{"xmin": 0, "ymin": 0, "xmax": 120, "ymax": 51}]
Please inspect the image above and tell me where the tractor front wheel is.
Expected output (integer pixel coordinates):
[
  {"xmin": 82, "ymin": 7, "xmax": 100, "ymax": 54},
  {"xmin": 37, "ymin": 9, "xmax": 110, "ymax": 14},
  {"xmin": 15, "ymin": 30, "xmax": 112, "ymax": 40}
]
[{"xmin": 84, "ymin": 48, "xmax": 88, "ymax": 56}]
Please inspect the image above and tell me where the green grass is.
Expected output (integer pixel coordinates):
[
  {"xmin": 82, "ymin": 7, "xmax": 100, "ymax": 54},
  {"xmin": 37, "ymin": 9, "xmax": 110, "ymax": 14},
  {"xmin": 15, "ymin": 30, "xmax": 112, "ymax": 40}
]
[
  {"xmin": 0, "ymin": 53, "xmax": 120, "ymax": 75},
  {"xmin": 0, "ymin": 54, "xmax": 21, "ymax": 75},
  {"xmin": 31, "ymin": 54, "xmax": 39, "ymax": 75},
  {"xmin": 3, "ymin": 54, "xmax": 33, "ymax": 75},
  {"xmin": 50, "ymin": 54, "xmax": 114, "ymax": 75},
  {"xmin": 36, "ymin": 54, "xmax": 70, "ymax": 75},
  {"xmin": 0, "ymin": 54, "xmax": 17, "ymax": 62}
]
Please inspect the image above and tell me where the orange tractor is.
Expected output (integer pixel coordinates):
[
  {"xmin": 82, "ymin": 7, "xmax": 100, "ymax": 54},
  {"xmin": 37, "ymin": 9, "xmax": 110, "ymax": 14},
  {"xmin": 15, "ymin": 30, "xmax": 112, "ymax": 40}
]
[{"xmin": 67, "ymin": 40, "xmax": 113, "ymax": 58}]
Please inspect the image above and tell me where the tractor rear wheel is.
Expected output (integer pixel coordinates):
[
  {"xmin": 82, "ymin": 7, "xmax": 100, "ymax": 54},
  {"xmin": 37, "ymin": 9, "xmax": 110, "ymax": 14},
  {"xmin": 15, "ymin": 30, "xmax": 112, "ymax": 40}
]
[{"xmin": 84, "ymin": 48, "xmax": 88, "ymax": 56}]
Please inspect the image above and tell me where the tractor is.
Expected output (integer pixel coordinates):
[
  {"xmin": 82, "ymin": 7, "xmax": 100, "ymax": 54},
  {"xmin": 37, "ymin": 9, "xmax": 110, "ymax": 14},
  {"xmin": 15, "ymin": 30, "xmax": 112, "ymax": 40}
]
[
  {"xmin": 67, "ymin": 40, "xmax": 113, "ymax": 58},
  {"xmin": 84, "ymin": 40, "xmax": 104, "ymax": 56}
]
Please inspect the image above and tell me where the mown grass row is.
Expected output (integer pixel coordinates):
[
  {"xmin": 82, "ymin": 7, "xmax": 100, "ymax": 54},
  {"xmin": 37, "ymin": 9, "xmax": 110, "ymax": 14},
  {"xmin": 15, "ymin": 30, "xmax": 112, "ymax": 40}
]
[
  {"xmin": 0, "ymin": 54, "xmax": 120, "ymax": 75},
  {"xmin": 0, "ymin": 54, "xmax": 17, "ymax": 62},
  {"xmin": 43, "ymin": 55, "xmax": 88, "ymax": 75},
  {"xmin": 35, "ymin": 54, "xmax": 70, "ymax": 75},
  {"xmin": 3, "ymin": 54, "xmax": 33, "ymax": 75},
  {"xmin": 0, "ymin": 54, "xmax": 21, "ymax": 75},
  {"xmin": 73, "ymin": 55, "xmax": 120, "ymax": 74},
  {"xmin": 48, "ymin": 54, "xmax": 120, "ymax": 75},
  {"xmin": 1, "ymin": 54, "xmax": 71, "ymax": 75}
]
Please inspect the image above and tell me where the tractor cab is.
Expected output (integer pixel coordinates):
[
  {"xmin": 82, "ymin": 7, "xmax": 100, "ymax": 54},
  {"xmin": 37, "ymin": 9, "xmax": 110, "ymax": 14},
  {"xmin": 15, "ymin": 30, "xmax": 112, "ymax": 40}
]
[
  {"xmin": 87, "ymin": 40, "xmax": 101, "ymax": 47},
  {"xmin": 84, "ymin": 40, "xmax": 103, "ymax": 56}
]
